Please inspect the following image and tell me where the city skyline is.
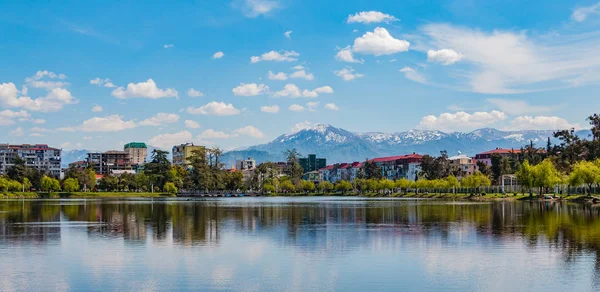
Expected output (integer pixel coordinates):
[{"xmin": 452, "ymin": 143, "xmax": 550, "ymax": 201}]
[{"xmin": 2, "ymin": 0, "xmax": 600, "ymax": 151}]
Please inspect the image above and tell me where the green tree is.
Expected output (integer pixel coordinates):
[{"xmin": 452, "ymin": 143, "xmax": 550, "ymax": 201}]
[
  {"xmin": 301, "ymin": 180, "xmax": 316, "ymax": 193},
  {"xmin": 63, "ymin": 178, "xmax": 80, "ymax": 192},
  {"xmin": 532, "ymin": 159, "xmax": 561, "ymax": 195},
  {"xmin": 445, "ymin": 175, "xmax": 460, "ymax": 193},
  {"xmin": 8, "ymin": 180, "xmax": 22, "ymax": 192},
  {"xmin": 263, "ymin": 183, "xmax": 276, "ymax": 193},
  {"xmin": 361, "ymin": 160, "xmax": 382, "ymax": 180},
  {"xmin": 335, "ymin": 180, "xmax": 352, "ymax": 193},
  {"xmin": 0, "ymin": 177, "xmax": 8, "ymax": 192},
  {"xmin": 318, "ymin": 181, "xmax": 334, "ymax": 193},
  {"xmin": 280, "ymin": 180, "xmax": 295, "ymax": 193},
  {"xmin": 461, "ymin": 172, "xmax": 491, "ymax": 194},
  {"xmin": 7, "ymin": 157, "xmax": 27, "ymax": 182},
  {"xmin": 82, "ymin": 168, "xmax": 96, "ymax": 191},
  {"xmin": 41, "ymin": 176, "xmax": 61, "ymax": 192},
  {"xmin": 98, "ymin": 175, "xmax": 118, "ymax": 191},
  {"xmin": 144, "ymin": 149, "xmax": 171, "ymax": 189},
  {"xmin": 516, "ymin": 160, "xmax": 535, "ymax": 195},
  {"xmin": 568, "ymin": 160, "xmax": 599, "ymax": 196},
  {"xmin": 22, "ymin": 177, "xmax": 32, "ymax": 191},
  {"xmin": 164, "ymin": 182, "xmax": 178, "ymax": 194}
]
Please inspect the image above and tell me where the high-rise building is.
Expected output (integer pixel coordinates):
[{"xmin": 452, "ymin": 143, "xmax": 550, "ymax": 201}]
[
  {"xmin": 124, "ymin": 142, "xmax": 148, "ymax": 165},
  {"xmin": 0, "ymin": 144, "xmax": 61, "ymax": 177},
  {"xmin": 299, "ymin": 154, "xmax": 326, "ymax": 173},
  {"xmin": 87, "ymin": 151, "xmax": 132, "ymax": 174},
  {"xmin": 235, "ymin": 157, "xmax": 256, "ymax": 170},
  {"xmin": 172, "ymin": 143, "xmax": 205, "ymax": 167}
]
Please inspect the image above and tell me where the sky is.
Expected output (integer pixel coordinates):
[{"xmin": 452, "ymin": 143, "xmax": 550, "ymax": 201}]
[{"xmin": 2, "ymin": 0, "xmax": 600, "ymax": 151}]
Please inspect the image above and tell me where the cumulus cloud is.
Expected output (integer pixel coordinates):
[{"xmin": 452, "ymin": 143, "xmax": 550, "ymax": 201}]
[
  {"xmin": 187, "ymin": 101, "xmax": 241, "ymax": 116},
  {"xmin": 91, "ymin": 105, "xmax": 103, "ymax": 112},
  {"xmin": 572, "ymin": 3, "xmax": 600, "ymax": 22},
  {"xmin": 234, "ymin": 125, "xmax": 265, "ymax": 138},
  {"xmin": 111, "ymin": 79, "xmax": 177, "ymax": 99},
  {"xmin": 198, "ymin": 129, "xmax": 232, "ymax": 139},
  {"xmin": 239, "ymin": 0, "xmax": 278, "ymax": 17},
  {"xmin": 232, "ymin": 83, "xmax": 269, "ymax": 96},
  {"xmin": 163, "ymin": 44, "xmax": 174, "ymax": 49},
  {"xmin": 306, "ymin": 101, "xmax": 319, "ymax": 112},
  {"xmin": 184, "ymin": 120, "xmax": 201, "ymax": 129},
  {"xmin": 273, "ymin": 84, "xmax": 333, "ymax": 98},
  {"xmin": 290, "ymin": 121, "xmax": 313, "ymax": 132},
  {"xmin": 61, "ymin": 115, "xmax": 137, "ymax": 132},
  {"xmin": 508, "ymin": 116, "xmax": 580, "ymax": 130},
  {"xmin": 187, "ymin": 88, "xmax": 204, "ymax": 97},
  {"xmin": 251, "ymin": 50, "xmax": 299, "ymax": 63},
  {"xmin": 268, "ymin": 71, "xmax": 288, "ymax": 80},
  {"xmin": 284, "ymin": 31, "xmax": 292, "ymax": 39},
  {"xmin": 418, "ymin": 111, "xmax": 508, "ymax": 132},
  {"xmin": 420, "ymin": 23, "xmax": 600, "ymax": 93},
  {"xmin": 335, "ymin": 46, "xmax": 363, "ymax": 63},
  {"xmin": 288, "ymin": 104, "xmax": 304, "ymax": 112},
  {"xmin": 399, "ymin": 67, "xmax": 427, "ymax": 84},
  {"xmin": 353, "ymin": 27, "xmax": 410, "ymax": 56},
  {"xmin": 90, "ymin": 77, "xmax": 116, "ymax": 88},
  {"xmin": 486, "ymin": 98, "xmax": 555, "ymax": 116},
  {"xmin": 213, "ymin": 51, "xmax": 224, "ymax": 59},
  {"xmin": 260, "ymin": 105, "xmax": 280, "ymax": 113},
  {"xmin": 9, "ymin": 127, "xmax": 24, "ymax": 136},
  {"xmin": 0, "ymin": 82, "xmax": 78, "ymax": 112},
  {"xmin": 148, "ymin": 131, "xmax": 192, "ymax": 149},
  {"xmin": 334, "ymin": 67, "xmax": 364, "ymax": 81},
  {"xmin": 324, "ymin": 103, "xmax": 339, "ymax": 111},
  {"xmin": 290, "ymin": 70, "xmax": 314, "ymax": 80},
  {"xmin": 427, "ymin": 49, "xmax": 463, "ymax": 65},
  {"xmin": 139, "ymin": 113, "xmax": 180, "ymax": 126},
  {"xmin": 347, "ymin": 11, "xmax": 398, "ymax": 24},
  {"xmin": 0, "ymin": 109, "xmax": 30, "ymax": 126},
  {"xmin": 25, "ymin": 70, "xmax": 68, "ymax": 89}
]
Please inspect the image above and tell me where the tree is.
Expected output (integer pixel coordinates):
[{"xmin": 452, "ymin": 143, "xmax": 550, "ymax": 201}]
[
  {"xmin": 263, "ymin": 183, "xmax": 276, "ymax": 193},
  {"xmin": 280, "ymin": 180, "xmax": 295, "ymax": 192},
  {"xmin": 378, "ymin": 179, "xmax": 395, "ymax": 193},
  {"xmin": 445, "ymin": 175, "xmax": 460, "ymax": 193},
  {"xmin": 144, "ymin": 149, "xmax": 171, "ymax": 189},
  {"xmin": 0, "ymin": 177, "xmax": 8, "ymax": 192},
  {"xmin": 532, "ymin": 159, "xmax": 561, "ymax": 195},
  {"xmin": 41, "ymin": 176, "xmax": 61, "ymax": 192},
  {"xmin": 7, "ymin": 157, "xmax": 27, "ymax": 182},
  {"xmin": 461, "ymin": 172, "xmax": 491, "ymax": 194},
  {"xmin": 318, "ymin": 181, "xmax": 334, "ymax": 193},
  {"xmin": 394, "ymin": 178, "xmax": 413, "ymax": 194},
  {"xmin": 226, "ymin": 171, "xmax": 244, "ymax": 190},
  {"xmin": 63, "ymin": 178, "xmax": 80, "ymax": 192},
  {"xmin": 476, "ymin": 161, "xmax": 491, "ymax": 176},
  {"xmin": 419, "ymin": 151, "xmax": 452, "ymax": 179},
  {"xmin": 516, "ymin": 160, "xmax": 534, "ymax": 195},
  {"xmin": 82, "ymin": 168, "xmax": 96, "ymax": 191},
  {"xmin": 491, "ymin": 154, "xmax": 503, "ymax": 183},
  {"xmin": 301, "ymin": 180, "xmax": 316, "ymax": 193},
  {"xmin": 8, "ymin": 180, "xmax": 22, "ymax": 192},
  {"xmin": 164, "ymin": 182, "xmax": 178, "ymax": 194},
  {"xmin": 22, "ymin": 178, "xmax": 32, "ymax": 191},
  {"xmin": 361, "ymin": 160, "xmax": 382, "ymax": 180},
  {"xmin": 569, "ymin": 160, "xmax": 599, "ymax": 196},
  {"xmin": 98, "ymin": 175, "xmax": 118, "ymax": 191},
  {"xmin": 335, "ymin": 180, "xmax": 352, "ymax": 193}
]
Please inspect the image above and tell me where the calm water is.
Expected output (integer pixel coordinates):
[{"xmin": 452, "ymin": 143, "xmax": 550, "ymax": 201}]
[{"xmin": 1, "ymin": 197, "xmax": 600, "ymax": 291}]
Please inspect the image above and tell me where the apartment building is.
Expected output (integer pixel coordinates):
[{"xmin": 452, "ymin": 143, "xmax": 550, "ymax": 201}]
[
  {"xmin": 370, "ymin": 153, "xmax": 423, "ymax": 181},
  {"xmin": 172, "ymin": 143, "xmax": 205, "ymax": 167},
  {"xmin": 0, "ymin": 144, "xmax": 61, "ymax": 177},
  {"xmin": 235, "ymin": 157, "xmax": 256, "ymax": 170},
  {"xmin": 448, "ymin": 152, "xmax": 476, "ymax": 177},
  {"xmin": 299, "ymin": 154, "xmax": 326, "ymax": 173},
  {"xmin": 87, "ymin": 151, "xmax": 132, "ymax": 174},
  {"xmin": 124, "ymin": 142, "xmax": 148, "ymax": 165},
  {"xmin": 474, "ymin": 148, "xmax": 516, "ymax": 166}
]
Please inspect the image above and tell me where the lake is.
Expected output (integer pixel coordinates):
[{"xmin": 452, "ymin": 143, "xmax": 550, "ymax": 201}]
[{"xmin": 1, "ymin": 197, "xmax": 599, "ymax": 291}]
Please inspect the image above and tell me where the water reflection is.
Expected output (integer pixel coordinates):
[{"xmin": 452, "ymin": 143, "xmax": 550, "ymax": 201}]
[{"xmin": 1, "ymin": 198, "xmax": 599, "ymax": 291}]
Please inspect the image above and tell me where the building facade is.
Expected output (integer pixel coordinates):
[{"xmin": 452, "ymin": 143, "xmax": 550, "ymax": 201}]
[
  {"xmin": 370, "ymin": 153, "xmax": 423, "ymax": 181},
  {"xmin": 448, "ymin": 152, "xmax": 476, "ymax": 177},
  {"xmin": 172, "ymin": 143, "xmax": 205, "ymax": 167},
  {"xmin": 474, "ymin": 148, "xmax": 516, "ymax": 166},
  {"xmin": 299, "ymin": 154, "xmax": 326, "ymax": 173},
  {"xmin": 0, "ymin": 144, "xmax": 61, "ymax": 177},
  {"xmin": 124, "ymin": 142, "xmax": 148, "ymax": 165},
  {"xmin": 87, "ymin": 151, "xmax": 132, "ymax": 174},
  {"xmin": 235, "ymin": 157, "xmax": 256, "ymax": 170}
]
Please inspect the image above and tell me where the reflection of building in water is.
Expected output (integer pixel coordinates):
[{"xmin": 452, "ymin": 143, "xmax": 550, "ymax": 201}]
[{"xmin": 171, "ymin": 205, "xmax": 221, "ymax": 246}]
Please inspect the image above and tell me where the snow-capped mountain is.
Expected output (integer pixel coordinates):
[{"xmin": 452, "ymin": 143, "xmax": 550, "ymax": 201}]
[{"xmin": 221, "ymin": 124, "xmax": 591, "ymax": 165}]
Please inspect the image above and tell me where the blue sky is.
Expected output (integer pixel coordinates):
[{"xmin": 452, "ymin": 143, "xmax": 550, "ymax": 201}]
[{"xmin": 2, "ymin": 0, "xmax": 600, "ymax": 151}]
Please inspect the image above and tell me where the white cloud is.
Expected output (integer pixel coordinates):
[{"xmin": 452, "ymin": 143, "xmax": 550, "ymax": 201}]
[
  {"xmin": 187, "ymin": 88, "xmax": 204, "ymax": 97},
  {"xmin": 347, "ymin": 11, "xmax": 398, "ymax": 24},
  {"xmin": 268, "ymin": 71, "xmax": 288, "ymax": 80},
  {"xmin": 240, "ymin": 0, "xmax": 278, "ymax": 17},
  {"xmin": 284, "ymin": 31, "xmax": 292, "ymax": 39},
  {"xmin": 306, "ymin": 101, "xmax": 319, "ymax": 112},
  {"xmin": 353, "ymin": 27, "xmax": 410, "ymax": 56},
  {"xmin": 334, "ymin": 67, "xmax": 364, "ymax": 81},
  {"xmin": 184, "ymin": 120, "xmax": 201, "ymax": 129},
  {"xmin": 324, "ymin": 103, "xmax": 339, "ymax": 111},
  {"xmin": 29, "ymin": 133, "xmax": 44, "ymax": 137},
  {"xmin": 213, "ymin": 51, "xmax": 224, "ymax": 59},
  {"xmin": 486, "ymin": 98, "xmax": 555, "ymax": 116},
  {"xmin": 420, "ymin": 23, "xmax": 600, "ymax": 93},
  {"xmin": 290, "ymin": 70, "xmax": 314, "ymax": 80},
  {"xmin": 418, "ymin": 111, "xmax": 507, "ymax": 132},
  {"xmin": 232, "ymin": 83, "xmax": 269, "ymax": 96},
  {"xmin": 508, "ymin": 116, "xmax": 580, "ymax": 130},
  {"xmin": 0, "ymin": 109, "xmax": 29, "ymax": 126},
  {"xmin": 59, "ymin": 115, "xmax": 137, "ymax": 132},
  {"xmin": 30, "ymin": 127, "xmax": 51, "ymax": 133},
  {"xmin": 292, "ymin": 65, "xmax": 304, "ymax": 70},
  {"xmin": 163, "ymin": 44, "xmax": 174, "ymax": 49},
  {"xmin": 111, "ymin": 79, "xmax": 178, "ymax": 99},
  {"xmin": 572, "ymin": 3, "xmax": 600, "ymax": 22},
  {"xmin": 288, "ymin": 104, "xmax": 304, "ymax": 112},
  {"xmin": 0, "ymin": 83, "xmax": 78, "ymax": 112},
  {"xmin": 198, "ymin": 129, "xmax": 232, "ymax": 139},
  {"xmin": 187, "ymin": 101, "xmax": 241, "ymax": 116},
  {"xmin": 291, "ymin": 121, "xmax": 313, "ymax": 132},
  {"xmin": 90, "ymin": 78, "xmax": 116, "ymax": 88},
  {"xmin": 399, "ymin": 67, "xmax": 427, "ymax": 84},
  {"xmin": 25, "ymin": 70, "xmax": 68, "ymax": 89},
  {"xmin": 427, "ymin": 49, "xmax": 463, "ymax": 65},
  {"xmin": 91, "ymin": 105, "xmax": 103, "ymax": 112},
  {"xmin": 250, "ymin": 50, "xmax": 299, "ymax": 63},
  {"xmin": 274, "ymin": 84, "xmax": 333, "ymax": 98},
  {"xmin": 139, "ymin": 113, "xmax": 180, "ymax": 126},
  {"xmin": 83, "ymin": 136, "xmax": 92, "ymax": 140},
  {"xmin": 148, "ymin": 131, "xmax": 192, "ymax": 150},
  {"xmin": 335, "ymin": 46, "xmax": 363, "ymax": 63},
  {"xmin": 260, "ymin": 105, "xmax": 280, "ymax": 113},
  {"xmin": 31, "ymin": 119, "xmax": 45, "ymax": 124},
  {"xmin": 9, "ymin": 127, "xmax": 23, "ymax": 136},
  {"xmin": 234, "ymin": 125, "xmax": 265, "ymax": 138}
]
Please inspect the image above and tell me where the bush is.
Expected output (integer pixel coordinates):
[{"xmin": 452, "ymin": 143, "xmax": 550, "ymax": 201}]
[{"xmin": 164, "ymin": 182, "xmax": 178, "ymax": 194}]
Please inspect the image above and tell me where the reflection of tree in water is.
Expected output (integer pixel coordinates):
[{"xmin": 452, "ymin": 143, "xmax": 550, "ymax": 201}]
[{"xmin": 2, "ymin": 199, "xmax": 600, "ymax": 276}]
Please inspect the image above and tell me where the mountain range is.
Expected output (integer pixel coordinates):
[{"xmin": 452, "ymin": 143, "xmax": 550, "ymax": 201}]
[{"xmin": 61, "ymin": 124, "xmax": 591, "ymax": 168}]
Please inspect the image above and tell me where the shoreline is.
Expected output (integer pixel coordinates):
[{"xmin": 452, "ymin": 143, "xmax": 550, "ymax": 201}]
[{"xmin": 1, "ymin": 192, "xmax": 598, "ymax": 204}]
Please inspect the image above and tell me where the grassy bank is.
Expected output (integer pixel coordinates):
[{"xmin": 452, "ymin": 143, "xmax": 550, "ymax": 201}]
[{"xmin": 0, "ymin": 191, "xmax": 175, "ymax": 198}]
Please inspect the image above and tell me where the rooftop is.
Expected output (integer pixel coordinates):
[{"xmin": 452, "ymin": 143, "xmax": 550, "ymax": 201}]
[
  {"xmin": 124, "ymin": 142, "xmax": 147, "ymax": 149},
  {"xmin": 369, "ymin": 153, "xmax": 423, "ymax": 163}
]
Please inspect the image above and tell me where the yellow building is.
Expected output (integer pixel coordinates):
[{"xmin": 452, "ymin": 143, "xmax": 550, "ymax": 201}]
[{"xmin": 172, "ymin": 143, "xmax": 204, "ymax": 167}]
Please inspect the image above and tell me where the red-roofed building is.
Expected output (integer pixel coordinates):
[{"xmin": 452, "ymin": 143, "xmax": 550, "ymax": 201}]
[
  {"xmin": 369, "ymin": 153, "xmax": 423, "ymax": 181},
  {"xmin": 0, "ymin": 143, "xmax": 61, "ymax": 177},
  {"xmin": 474, "ymin": 148, "xmax": 517, "ymax": 166}
]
